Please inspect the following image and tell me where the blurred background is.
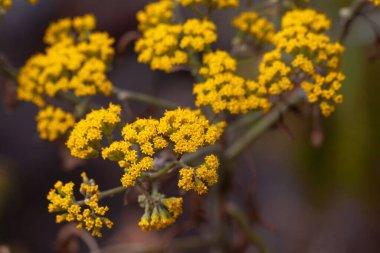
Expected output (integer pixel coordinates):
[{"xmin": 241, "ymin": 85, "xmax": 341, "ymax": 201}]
[{"xmin": 1, "ymin": 0, "xmax": 380, "ymax": 252}]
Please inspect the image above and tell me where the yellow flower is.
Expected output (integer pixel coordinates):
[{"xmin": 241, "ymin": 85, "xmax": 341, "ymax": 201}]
[
  {"xmin": 194, "ymin": 72, "xmax": 271, "ymax": 114},
  {"xmin": 135, "ymin": 24, "xmax": 188, "ymax": 72},
  {"xmin": 281, "ymin": 8, "xmax": 331, "ymax": 33},
  {"xmin": 178, "ymin": 155, "xmax": 219, "ymax": 194},
  {"xmin": 180, "ymin": 19, "xmax": 217, "ymax": 52},
  {"xmin": 137, "ymin": 0, "xmax": 175, "ymax": 32},
  {"xmin": 36, "ymin": 106, "xmax": 75, "ymax": 141},
  {"xmin": 256, "ymin": 8, "xmax": 345, "ymax": 117},
  {"xmin": 199, "ymin": 50, "xmax": 237, "ymax": 78},
  {"xmin": 103, "ymin": 108, "xmax": 223, "ymax": 187},
  {"xmin": 0, "ymin": 0, "xmax": 12, "ymax": 10},
  {"xmin": 122, "ymin": 118, "xmax": 166, "ymax": 156},
  {"xmin": 176, "ymin": 0, "xmax": 239, "ymax": 9},
  {"xmin": 157, "ymin": 108, "xmax": 225, "ymax": 153},
  {"xmin": 370, "ymin": 0, "xmax": 380, "ymax": 6},
  {"xmin": 66, "ymin": 103, "xmax": 121, "ymax": 159},
  {"xmin": 17, "ymin": 15, "xmax": 114, "ymax": 107},
  {"xmin": 138, "ymin": 194, "xmax": 183, "ymax": 231},
  {"xmin": 120, "ymin": 156, "xmax": 154, "ymax": 187},
  {"xmin": 232, "ymin": 12, "xmax": 275, "ymax": 43},
  {"xmin": 47, "ymin": 174, "xmax": 113, "ymax": 237}
]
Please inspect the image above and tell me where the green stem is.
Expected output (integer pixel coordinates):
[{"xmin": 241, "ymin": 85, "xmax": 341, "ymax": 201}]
[
  {"xmin": 225, "ymin": 89, "xmax": 305, "ymax": 160},
  {"xmin": 112, "ymin": 86, "xmax": 178, "ymax": 110},
  {"xmin": 146, "ymin": 160, "xmax": 178, "ymax": 180},
  {"xmin": 75, "ymin": 186, "xmax": 125, "ymax": 206},
  {"xmin": 99, "ymin": 186, "xmax": 126, "ymax": 199},
  {"xmin": 226, "ymin": 202, "xmax": 271, "ymax": 253},
  {"xmin": 227, "ymin": 111, "xmax": 263, "ymax": 134}
]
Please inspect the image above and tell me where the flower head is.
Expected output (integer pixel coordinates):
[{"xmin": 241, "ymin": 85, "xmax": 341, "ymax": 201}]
[
  {"xmin": 158, "ymin": 108, "xmax": 225, "ymax": 153},
  {"xmin": 135, "ymin": 24, "xmax": 188, "ymax": 72},
  {"xmin": 66, "ymin": 103, "xmax": 121, "ymax": 159},
  {"xmin": 36, "ymin": 106, "xmax": 76, "ymax": 141},
  {"xmin": 180, "ymin": 19, "xmax": 217, "ymax": 52},
  {"xmin": 138, "ymin": 193, "xmax": 183, "ymax": 231},
  {"xmin": 233, "ymin": 12, "xmax": 275, "ymax": 43},
  {"xmin": 47, "ymin": 173, "xmax": 113, "ymax": 237},
  {"xmin": 178, "ymin": 155, "xmax": 219, "ymax": 194},
  {"xmin": 17, "ymin": 15, "xmax": 114, "ymax": 107},
  {"xmin": 137, "ymin": 0, "xmax": 175, "ymax": 32}
]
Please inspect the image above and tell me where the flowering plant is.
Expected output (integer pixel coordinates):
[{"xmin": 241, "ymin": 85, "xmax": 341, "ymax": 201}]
[{"xmin": 0, "ymin": 0, "xmax": 379, "ymax": 251}]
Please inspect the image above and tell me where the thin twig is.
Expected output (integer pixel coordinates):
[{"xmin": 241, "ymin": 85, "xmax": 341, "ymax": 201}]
[
  {"xmin": 112, "ymin": 86, "xmax": 178, "ymax": 110},
  {"xmin": 226, "ymin": 202, "xmax": 271, "ymax": 253},
  {"xmin": 225, "ymin": 89, "xmax": 305, "ymax": 160},
  {"xmin": 339, "ymin": 0, "xmax": 369, "ymax": 43}
]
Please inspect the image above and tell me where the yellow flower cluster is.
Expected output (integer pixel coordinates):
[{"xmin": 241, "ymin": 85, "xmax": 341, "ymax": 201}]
[
  {"xmin": 232, "ymin": 12, "xmax": 275, "ymax": 43},
  {"xmin": 17, "ymin": 15, "xmax": 114, "ymax": 107},
  {"xmin": 102, "ymin": 108, "xmax": 224, "ymax": 187},
  {"xmin": 370, "ymin": 0, "xmax": 380, "ymax": 5},
  {"xmin": 180, "ymin": 19, "xmax": 217, "ymax": 52},
  {"xmin": 257, "ymin": 50, "xmax": 294, "ymax": 96},
  {"xmin": 135, "ymin": 18, "xmax": 218, "ymax": 72},
  {"xmin": 266, "ymin": 9, "xmax": 345, "ymax": 116},
  {"xmin": 135, "ymin": 1, "xmax": 219, "ymax": 72},
  {"xmin": 135, "ymin": 24, "xmax": 188, "ymax": 72},
  {"xmin": 176, "ymin": 0, "xmax": 239, "ymax": 9},
  {"xmin": 138, "ymin": 194, "xmax": 183, "ymax": 231},
  {"xmin": 66, "ymin": 103, "xmax": 121, "ymax": 159},
  {"xmin": 136, "ymin": 0, "xmax": 174, "ymax": 32},
  {"xmin": 47, "ymin": 173, "xmax": 113, "ymax": 237},
  {"xmin": 36, "ymin": 106, "xmax": 76, "ymax": 141},
  {"xmin": 198, "ymin": 50, "xmax": 237, "ymax": 78},
  {"xmin": 178, "ymin": 155, "xmax": 219, "ymax": 194},
  {"xmin": 194, "ymin": 50, "xmax": 271, "ymax": 114},
  {"xmin": 157, "ymin": 108, "xmax": 225, "ymax": 153}
]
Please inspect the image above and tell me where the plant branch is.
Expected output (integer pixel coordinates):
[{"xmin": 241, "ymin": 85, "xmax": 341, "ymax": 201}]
[
  {"xmin": 112, "ymin": 86, "xmax": 178, "ymax": 110},
  {"xmin": 225, "ymin": 89, "xmax": 305, "ymax": 160},
  {"xmin": 339, "ymin": 0, "xmax": 370, "ymax": 43},
  {"xmin": 76, "ymin": 186, "xmax": 126, "ymax": 206}
]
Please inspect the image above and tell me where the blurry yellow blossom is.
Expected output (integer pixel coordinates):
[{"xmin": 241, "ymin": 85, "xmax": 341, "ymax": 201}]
[
  {"xmin": 135, "ymin": 24, "xmax": 188, "ymax": 72},
  {"xmin": 253, "ymin": 9, "xmax": 345, "ymax": 116},
  {"xmin": 281, "ymin": 8, "xmax": 331, "ymax": 33},
  {"xmin": 370, "ymin": 0, "xmax": 380, "ymax": 6},
  {"xmin": 28, "ymin": 0, "xmax": 38, "ymax": 4},
  {"xmin": 138, "ymin": 194, "xmax": 183, "ymax": 231},
  {"xmin": 17, "ymin": 15, "xmax": 114, "ymax": 107},
  {"xmin": 157, "ymin": 108, "xmax": 225, "ymax": 153},
  {"xmin": 137, "ymin": 0, "xmax": 175, "ymax": 32},
  {"xmin": 257, "ymin": 50, "xmax": 293, "ymax": 96},
  {"xmin": 232, "ymin": 12, "xmax": 275, "ymax": 43},
  {"xmin": 178, "ymin": 155, "xmax": 219, "ymax": 194},
  {"xmin": 177, "ymin": 0, "xmax": 239, "ymax": 9},
  {"xmin": 66, "ymin": 103, "xmax": 121, "ymax": 159},
  {"xmin": 0, "ymin": 0, "xmax": 12, "ymax": 11},
  {"xmin": 44, "ymin": 14, "xmax": 96, "ymax": 45},
  {"xmin": 36, "ymin": 106, "xmax": 76, "ymax": 141},
  {"xmin": 180, "ymin": 19, "xmax": 217, "ymax": 52},
  {"xmin": 199, "ymin": 50, "xmax": 237, "ymax": 78},
  {"xmin": 47, "ymin": 173, "xmax": 113, "ymax": 237}
]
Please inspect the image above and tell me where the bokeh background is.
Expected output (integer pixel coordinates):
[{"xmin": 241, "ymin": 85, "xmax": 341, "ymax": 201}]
[{"xmin": 1, "ymin": 0, "xmax": 380, "ymax": 252}]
